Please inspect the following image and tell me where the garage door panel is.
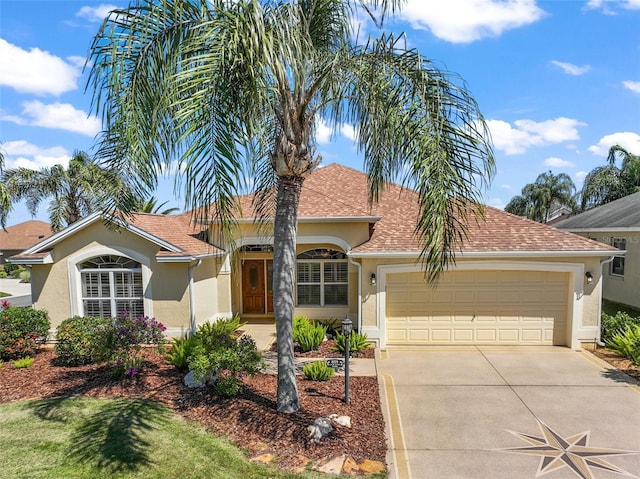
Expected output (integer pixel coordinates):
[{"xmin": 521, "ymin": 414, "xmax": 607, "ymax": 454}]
[{"xmin": 386, "ymin": 270, "xmax": 569, "ymax": 346}]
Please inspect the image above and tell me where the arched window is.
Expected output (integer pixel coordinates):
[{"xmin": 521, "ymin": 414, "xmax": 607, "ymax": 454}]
[
  {"xmin": 79, "ymin": 255, "xmax": 143, "ymax": 318},
  {"xmin": 296, "ymin": 249, "xmax": 348, "ymax": 306}
]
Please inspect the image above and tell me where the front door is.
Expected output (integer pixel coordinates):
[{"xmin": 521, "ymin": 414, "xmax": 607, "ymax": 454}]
[{"xmin": 242, "ymin": 260, "xmax": 265, "ymax": 314}]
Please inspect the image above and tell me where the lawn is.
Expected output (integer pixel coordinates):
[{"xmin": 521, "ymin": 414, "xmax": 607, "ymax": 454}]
[
  {"xmin": 0, "ymin": 291, "xmax": 10, "ymax": 297},
  {"xmin": 602, "ymin": 299, "xmax": 640, "ymax": 318},
  {"xmin": 0, "ymin": 396, "xmax": 330, "ymax": 479}
]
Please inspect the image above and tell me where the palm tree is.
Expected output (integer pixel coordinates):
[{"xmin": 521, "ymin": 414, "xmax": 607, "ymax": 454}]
[
  {"xmin": 88, "ymin": 0, "xmax": 495, "ymax": 412},
  {"xmin": 134, "ymin": 197, "xmax": 180, "ymax": 215},
  {"xmin": 505, "ymin": 171, "xmax": 575, "ymax": 222},
  {"xmin": 580, "ymin": 145, "xmax": 640, "ymax": 210},
  {"xmin": 3, "ymin": 150, "xmax": 133, "ymax": 231},
  {"xmin": 0, "ymin": 149, "xmax": 11, "ymax": 229}
]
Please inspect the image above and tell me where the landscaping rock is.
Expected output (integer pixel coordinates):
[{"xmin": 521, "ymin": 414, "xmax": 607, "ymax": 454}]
[
  {"xmin": 329, "ymin": 413, "xmax": 351, "ymax": 428},
  {"xmin": 307, "ymin": 417, "xmax": 333, "ymax": 443},
  {"xmin": 313, "ymin": 454, "xmax": 347, "ymax": 474},
  {"xmin": 183, "ymin": 370, "xmax": 217, "ymax": 388}
]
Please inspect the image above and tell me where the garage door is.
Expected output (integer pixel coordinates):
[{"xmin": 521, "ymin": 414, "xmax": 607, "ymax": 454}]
[{"xmin": 385, "ymin": 270, "xmax": 569, "ymax": 345}]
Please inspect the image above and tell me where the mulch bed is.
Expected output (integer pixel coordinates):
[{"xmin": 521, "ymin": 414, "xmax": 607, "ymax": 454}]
[
  {"xmin": 591, "ymin": 347, "xmax": 640, "ymax": 382},
  {"xmin": 274, "ymin": 339, "xmax": 376, "ymax": 359},
  {"xmin": 0, "ymin": 348, "xmax": 386, "ymax": 472}
]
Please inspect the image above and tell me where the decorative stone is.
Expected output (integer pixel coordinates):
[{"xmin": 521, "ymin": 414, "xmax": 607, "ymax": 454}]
[
  {"xmin": 341, "ymin": 456, "xmax": 359, "ymax": 475},
  {"xmin": 357, "ymin": 459, "xmax": 386, "ymax": 474},
  {"xmin": 329, "ymin": 414, "xmax": 351, "ymax": 428},
  {"xmin": 250, "ymin": 453, "xmax": 275, "ymax": 464},
  {"xmin": 307, "ymin": 417, "xmax": 334, "ymax": 443},
  {"xmin": 183, "ymin": 370, "xmax": 217, "ymax": 388},
  {"xmin": 291, "ymin": 454, "xmax": 312, "ymax": 473},
  {"xmin": 313, "ymin": 454, "xmax": 347, "ymax": 474}
]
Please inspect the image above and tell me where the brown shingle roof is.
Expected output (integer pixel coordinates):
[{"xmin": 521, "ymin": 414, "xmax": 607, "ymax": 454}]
[
  {"xmin": 0, "ymin": 220, "xmax": 52, "ymax": 250},
  {"xmin": 127, "ymin": 213, "xmax": 222, "ymax": 258},
  {"xmin": 234, "ymin": 163, "xmax": 616, "ymax": 254}
]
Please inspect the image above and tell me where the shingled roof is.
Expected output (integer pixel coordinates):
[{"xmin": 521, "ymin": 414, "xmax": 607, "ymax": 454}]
[
  {"xmin": 0, "ymin": 220, "xmax": 52, "ymax": 250},
  {"xmin": 225, "ymin": 163, "xmax": 615, "ymax": 255},
  {"xmin": 554, "ymin": 191, "xmax": 640, "ymax": 230},
  {"xmin": 10, "ymin": 212, "xmax": 219, "ymax": 263}
]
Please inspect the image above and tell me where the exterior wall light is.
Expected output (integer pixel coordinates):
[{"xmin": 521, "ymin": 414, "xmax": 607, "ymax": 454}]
[
  {"xmin": 370, "ymin": 273, "xmax": 376, "ymax": 285},
  {"xmin": 585, "ymin": 272, "xmax": 593, "ymax": 284}
]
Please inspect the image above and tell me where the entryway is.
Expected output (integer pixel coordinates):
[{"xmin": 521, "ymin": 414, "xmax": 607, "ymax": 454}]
[{"xmin": 241, "ymin": 259, "xmax": 274, "ymax": 315}]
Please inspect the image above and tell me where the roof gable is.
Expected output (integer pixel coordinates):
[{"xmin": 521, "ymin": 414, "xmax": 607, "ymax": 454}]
[{"xmin": 554, "ymin": 192, "xmax": 640, "ymax": 230}]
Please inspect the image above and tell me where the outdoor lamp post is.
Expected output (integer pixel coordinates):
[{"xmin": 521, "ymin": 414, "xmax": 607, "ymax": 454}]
[{"xmin": 342, "ymin": 317, "xmax": 352, "ymax": 404}]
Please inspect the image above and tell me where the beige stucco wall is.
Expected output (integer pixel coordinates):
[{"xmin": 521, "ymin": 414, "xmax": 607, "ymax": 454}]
[
  {"xmin": 30, "ymin": 221, "xmax": 205, "ymax": 332},
  {"xmin": 574, "ymin": 231, "xmax": 640, "ymax": 310}
]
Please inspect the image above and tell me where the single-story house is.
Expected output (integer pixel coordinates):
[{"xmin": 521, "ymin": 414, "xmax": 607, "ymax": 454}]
[
  {"xmin": 10, "ymin": 164, "xmax": 618, "ymax": 349},
  {"xmin": 0, "ymin": 220, "xmax": 52, "ymax": 264},
  {"xmin": 554, "ymin": 192, "xmax": 639, "ymax": 310}
]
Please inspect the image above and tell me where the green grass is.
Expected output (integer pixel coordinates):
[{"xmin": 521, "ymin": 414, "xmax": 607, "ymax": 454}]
[
  {"xmin": 0, "ymin": 397, "xmax": 330, "ymax": 479},
  {"xmin": 0, "ymin": 291, "xmax": 10, "ymax": 298},
  {"xmin": 602, "ymin": 299, "xmax": 640, "ymax": 318}
]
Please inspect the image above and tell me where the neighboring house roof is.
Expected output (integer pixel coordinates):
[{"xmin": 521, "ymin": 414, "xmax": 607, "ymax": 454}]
[
  {"xmin": 0, "ymin": 220, "xmax": 52, "ymax": 251},
  {"xmin": 10, "ymin": 212, "xmax": 220, "ymax": 264},
  {"xmin": 554, "ymin": 192, "xmax": 640, "ymax": 230}
]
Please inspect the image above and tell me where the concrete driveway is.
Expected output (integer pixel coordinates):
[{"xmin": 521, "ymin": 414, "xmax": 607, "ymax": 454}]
[
  {"xmin": 377, "ymin": 347, "xmax": 640, "ymax": 479},
  {"xmin": 0, "ymin": 278, "xmax": 32, "ymax": 307}
]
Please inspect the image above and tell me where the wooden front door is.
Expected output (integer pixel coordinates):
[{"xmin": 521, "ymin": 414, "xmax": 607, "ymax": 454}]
[
  {"xmin": 242, "ymin": 260, "xmax": 265, "ymax": 314},
  {"xmin": 242, "ymin": 260, "xmax": 274, "ymax": 314}
]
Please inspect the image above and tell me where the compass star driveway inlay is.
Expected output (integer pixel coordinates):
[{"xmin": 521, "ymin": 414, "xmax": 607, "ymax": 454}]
[{"xmin": 377, "ymin": 347, "xmax": 640, "ymax": 479}]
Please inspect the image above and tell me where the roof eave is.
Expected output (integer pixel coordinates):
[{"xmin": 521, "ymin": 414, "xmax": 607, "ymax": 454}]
[
  {"xmin": 7, "ymin": 253, "xmax": 54, "ymax": 265},
  {"xmin": 348, "ymin": 250, "xmax": 621, "ymax": 258}
]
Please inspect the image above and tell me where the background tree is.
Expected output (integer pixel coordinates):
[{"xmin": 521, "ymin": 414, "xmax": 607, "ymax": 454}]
[
  {"xmin": 579, "ymin": 145, "xmax": 640, "ymax": 210},
  {"xmin": 88, "ymin": 0, "xmax": 495, "ymax": 412},
  {"xmin": 2, "ymin": 150, "xmax": 133, "ymax": 231},
  {"xmin": 0, "ymin": 150, "xmax": 10, "ymax": 229},
  {"xmin": 505, "ymin": 171, "xmax": 575, "ymax": 222},
  {"xmin": 134, "ymin": 197, "xmax": 180, "ymax": 215}
]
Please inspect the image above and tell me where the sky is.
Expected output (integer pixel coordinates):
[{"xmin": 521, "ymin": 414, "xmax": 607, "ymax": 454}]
[{"xmin": 1, "ymin": 0, "xmax": 639, "ymax": 227}]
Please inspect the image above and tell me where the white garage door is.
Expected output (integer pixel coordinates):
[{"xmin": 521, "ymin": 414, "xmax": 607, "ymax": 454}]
[{"xmin": 385, "ymin": 270, "xmax": 569, "ymax": 345}]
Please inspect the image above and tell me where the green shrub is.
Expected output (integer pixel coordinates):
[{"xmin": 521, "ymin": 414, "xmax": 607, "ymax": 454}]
[
  {"xmin": 12, "ymin": 356, "xmax": 34, "ymax": 368},
  {"xmin": 0, "ymin": 305, "xmax": 50, "ymax": 360},
  {"xmin": 54, "ymin": 316, "xmax": 112, "ymax": 366},
  {"xmin": 189, "ymin": 335, "xmax": 264, "ymax": 397},
  {"xmin": 3, "ymin": 263, "xmax": 19, "ymax": 276},
  {"xmin": 18, "ymin": 270, "xmax": 30, "ymax": 283},
  {"xmin": 197, "ymin": 316, "xmax": 245, "ymax": 351},
  {"xmin": 0, "ymin": 271, "xmax": 7, "ymax": 278},
  {"xmin": 303, "ymin": 360, "xmax": 335, "ymax": 381},
  {"xmin": 293, "ymin": 316, "xmax": 327, "ymax": 352},
  {"xmin": 333, "ymin": 331, "xmax": 371, "ymax": 355},
  {"xmin": 165, "ymin": 335, "xmax": 202, "ymax": 370},
  {"xmin": 606, "ymin": 323, "xmax": 640, "ymax": 360},
  {"xmin": 601, "ymin": 311, "xmax": 640, "ymax": 344}
]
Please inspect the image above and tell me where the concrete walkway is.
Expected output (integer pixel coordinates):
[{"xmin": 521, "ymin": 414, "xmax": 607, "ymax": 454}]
[
  {"xmin": 377, "ymin": 346, "xmax": 640, "ymax": 479},
  {"xmin": 243, "ymin": 323, "xmax": 377, "ymax": 376}
]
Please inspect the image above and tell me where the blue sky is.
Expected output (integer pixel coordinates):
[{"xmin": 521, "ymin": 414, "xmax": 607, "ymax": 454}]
[{"xmin": 1, "ymin": 0, "xmax": 639, "ymax": 227}]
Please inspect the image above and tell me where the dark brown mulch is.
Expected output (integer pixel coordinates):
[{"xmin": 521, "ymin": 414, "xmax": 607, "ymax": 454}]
[
  {"xmin": 0, "ymin": 348, "xmax": 386, "ymax": 471},
  {"xmin": 272, "ymin": 339, "xmax": 376, "ymax": 359},
  {"xmin": 591, "ymin": 347, "xmax": 640, "ymax": 382}
]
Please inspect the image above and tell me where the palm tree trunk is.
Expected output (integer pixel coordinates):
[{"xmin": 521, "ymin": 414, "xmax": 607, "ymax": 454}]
[{"xmin": 273, "ymin": 175, "xmax": 302, "ymax": 413}]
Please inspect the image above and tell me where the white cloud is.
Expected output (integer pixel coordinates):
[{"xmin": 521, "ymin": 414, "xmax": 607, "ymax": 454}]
[
  {"xmin": 500, "ymin": 183, "xmax": 512, "ymax": 189},
  {"xmin": 315, "ymin": 117, "xmax": 333, "ymax": 144},
  {"xmin": 487, "ymin": 197, "xmax": 505, "ymax": 209},
  {"xmin": 398, "ymin": 0, "xmax": 546, "ymax": 43},
  {"xmin": 340, "ymin": 123, "xmax": 358, "ymax": 142},
  {"xmin": 623, "ymin": 80, "xmax": 640, "ymax": 93},
  {"xmin": 76, "ymin": 4, "xmax": 118, "ymax": 22},
  {"xmin": 575, "ymin": 171, "xmax": 588, "ymax": 181},
  {"xmin": 586, "ymin": 0, "xmax": 640, "ymax": 13},
  {"xmin": 544, "ymin": 157, "xmax": 575, "ymax": 168},
  {"xmin": 2, "ymin": 101, "xmax": 101, "ymax": 137},
  {"xmin": 588, "ymin": 132, "xmax": 640, "ymax": 156},
  {"xmin": 487, "ymin": 117, "xmax": 586, "ymax": 155},
  {"xmin": 551, "ymin": 60, "xmax": 591, "ymax": 76},
  {"xmin": 0, "ymin": 38, "xmax": 80, "ymax": 96},
  {"xmin": 1, "ymin": 140, "xmax": 71, "ymax": 170}
]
